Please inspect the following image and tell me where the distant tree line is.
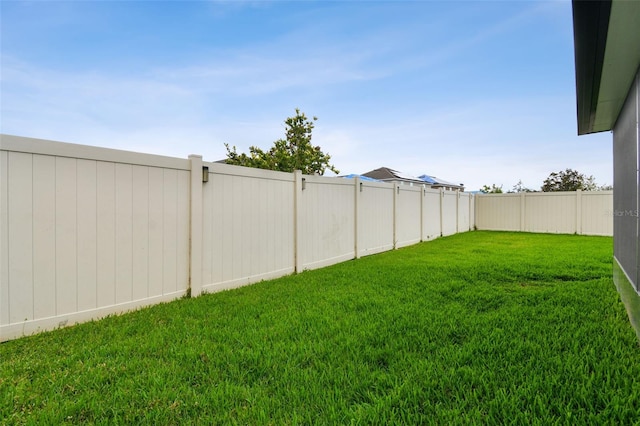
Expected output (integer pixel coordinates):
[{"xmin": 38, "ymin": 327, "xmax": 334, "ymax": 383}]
[{"xmin": 480, "ymin": 169, "xmax": 612, "ymax": 193}]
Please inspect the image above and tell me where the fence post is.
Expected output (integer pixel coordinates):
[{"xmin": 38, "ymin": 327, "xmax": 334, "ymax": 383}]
[
  {"xmin": 520, "ymin": 192, "xmax": 526, "ymax": 232},
  {"xmin": 420, "ymin": 186, "xmax": 425, "ymax": 241},
  {"xmin": 393, "ymin": 183, "xmax": 399, "ymax": 249},
  {"xmin": 456, "ymin": 190, "xmax": 460, "ymax": 234},
  {"xmin": 469, "ymin": 193, "xmax": 474, "ymax": 231},
  {"xmin": 440, "ymin": 188, "xmax": 444, "ymax": 236},
  {"xmin": 354, "ymin": 176, "xmax": 361, "ymax": 259},
  {"xmin": 294, "ymin": 170, "xmax": 303, "ymax": 272},
  {"xmin": 576, "ymin": 189, "xmax": 582, "ymax": 235},
  {"xmin": 188, "ymin": 155, "xmax": 204, "ymax": 297},
  {"xmin": 472, "ymin": 193, "xmax": 476, "ymax": 231}
]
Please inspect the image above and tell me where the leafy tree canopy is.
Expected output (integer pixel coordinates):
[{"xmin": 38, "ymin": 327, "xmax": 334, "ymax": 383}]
[
  {"xmin": 541, "ymin": 169, "xmax": 596, "ymax": 192},
  {"xmin": 480, "ymin": 184, "xmax": 503, "ymax": 194},
  {"xmin": 225, "ymin": 109, "xmax": 339, "ymax": 175},
  {"xmin": 510, "ymin": 180, "xmax": 534, "ymax": 193}
]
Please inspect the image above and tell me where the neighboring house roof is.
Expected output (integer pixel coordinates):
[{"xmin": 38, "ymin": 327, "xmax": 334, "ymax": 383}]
[
  {"xmin": 418, "ymin": 175, "xmax": 437, "ymax": 185},
  {"xmin": 418, "ymin": 174, "xmax": 464, "ymax": 190},
  {"xmin": 573, "ymin": 0, "xmax": 640, "ymax": 134},
  {"xmin": 361, "ymin": 167, "xmax": 425, "ymax": 184},
  {"xmin": 341, "ymin": 174, "xmax": 381, "ymax": 182},
  {"xmin": 361, "ymin": 167, "xmax": 464, "ymax": 190}
]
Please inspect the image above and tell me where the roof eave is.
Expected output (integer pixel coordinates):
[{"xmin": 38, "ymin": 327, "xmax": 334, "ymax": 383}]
[
  {"xmin": 573, "ymin": 0, "xmax": 640, "ymax": 135},
  {"xmin": 572, "ymin": 0, "xmax": 612, "ymax": 135}
]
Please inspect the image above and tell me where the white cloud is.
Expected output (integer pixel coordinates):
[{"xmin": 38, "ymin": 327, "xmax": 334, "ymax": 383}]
[{"xmin": 0, "ymin": 1, "xmax": 612, "ymax": 193}]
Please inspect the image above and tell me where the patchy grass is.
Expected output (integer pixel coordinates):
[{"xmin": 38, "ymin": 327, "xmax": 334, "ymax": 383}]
[{"xmin": 2, "ymin": 231, "xmax": 639, "ymax": 424}]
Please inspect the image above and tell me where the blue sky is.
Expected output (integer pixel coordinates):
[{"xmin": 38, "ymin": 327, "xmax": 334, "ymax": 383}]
[{"xmin": 1, "ymin": 0, "xmax": 612, "ymax": 191}]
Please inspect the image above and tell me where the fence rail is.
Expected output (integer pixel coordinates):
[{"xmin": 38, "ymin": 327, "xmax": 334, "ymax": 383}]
[{"xmin": 1, "ymin": 135, "xmax": 474, "ymax": 341}]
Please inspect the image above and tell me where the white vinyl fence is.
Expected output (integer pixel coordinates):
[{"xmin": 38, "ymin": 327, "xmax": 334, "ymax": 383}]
[
  {"xmin": 475, "ymin": 191, "xmax": 613, "ymax": 236},
  {"xmin": 1, "ymin": 135, "xmax": 474, "ymax": 341}
]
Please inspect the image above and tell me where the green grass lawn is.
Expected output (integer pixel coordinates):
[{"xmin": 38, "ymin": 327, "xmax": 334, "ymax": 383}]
[{"xmin": 2, "ymin": 231, "xmax": 639, "ymax": 424}]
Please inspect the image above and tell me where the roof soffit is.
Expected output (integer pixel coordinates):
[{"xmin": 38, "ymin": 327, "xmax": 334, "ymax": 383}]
[{"xmin": 593, "ymin": 1, "xmax": 640, "ymax": 132}]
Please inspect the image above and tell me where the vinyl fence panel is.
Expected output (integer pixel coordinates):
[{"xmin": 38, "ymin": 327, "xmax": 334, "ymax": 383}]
[
  {"xmin": 96, "ymin": 161, "xmax": 117, "ymax": 308},
  {"xmin": 457, "ymin": 192, "xmax": 471, "ymax": 232},
  {"xmin": 395, "ymin": 185, "xmax": 422, "ymax": 248},
  {"xmin": 524, "ymin": 192, "xmax": 577, "ymax": 234},
  {"xmin": 6, "ymin": 151, "xmax": 33, "ymax": 325},
  {"xmin": 201, "ymin": 163, "xmax": 296, "ymax": 292},
  {"xmin": 581, "ymin": 191, "xmax": 613, "ymax": 236},
  {"xmin": 422, "ymin": 188, "xmax": 442, "ymax": 241},
  {"xmin": 475, "ymin": 193, "xmax": 522, "ymax": 231},
  {"xmin": 357, "ymin": 181, "xmax": 394, "ymax": 256},
  {"xmin": 442, "ymin": 191, "xmax": 458, "ymax": 236},
  {"xmin": 298, "ymin": 174, "xmax": 355, "ymax": 270},
  {"xmin": 77, "ymin": 160, "xmax": 98, "ymax": 311},
  {"xmin": 0, "ymin": 135, "xmax": 191, "ymax": 341},
  {"xmin": 0, "ymin": 150, "xmax": 8, "ymax": 328},
  {"xmin": 1, "ymin": 134, "xmax": 478, "ymax": 341},
  {"xmin": 32, "ymin": 154, "xmax": 56, "ymax": 320},
  {"xmin": 475, "ymin": 191, "xmax": 612, "ymax": 236}
]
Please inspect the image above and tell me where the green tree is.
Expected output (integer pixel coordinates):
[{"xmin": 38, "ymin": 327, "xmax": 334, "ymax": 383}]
[
  {"xmin": 224, "ymin": 109, "xmax": 339, "ymax": 175},
  {"xmin": 510, "ymin": 179, "xmax": 533, "ymax": 193},
  {"xmin": 480, "ymin": 184, "xmax": 503, "ymax": 194},
  {"xmin": 541, "ymin": 169, "xmax": 597, "ymax": 192}
]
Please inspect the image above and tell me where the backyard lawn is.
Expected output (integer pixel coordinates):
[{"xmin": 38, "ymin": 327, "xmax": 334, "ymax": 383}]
[{"xmin": 2, "ymin": 231, "xmax": 639, "ymax": 424}]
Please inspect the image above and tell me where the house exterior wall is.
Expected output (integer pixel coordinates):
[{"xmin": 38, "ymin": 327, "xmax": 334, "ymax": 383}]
[
  {"xmin": 572, "ymin": 0, "xmax": 640, "ymax": 337},
  {"xmin": 613, "ymin": 70, "xmax": 640, "ymax": 296}
]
